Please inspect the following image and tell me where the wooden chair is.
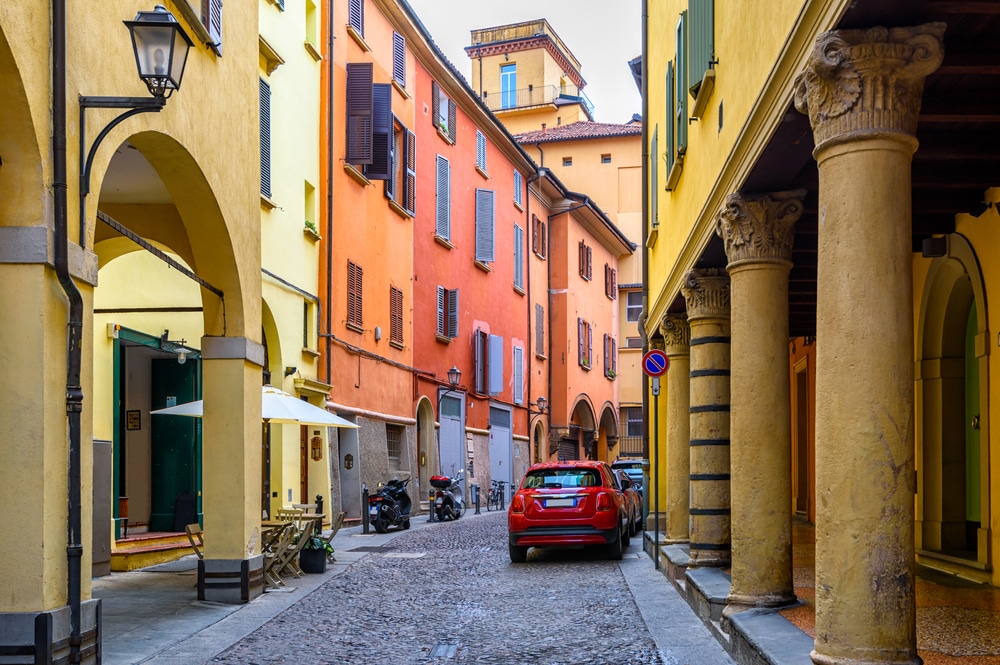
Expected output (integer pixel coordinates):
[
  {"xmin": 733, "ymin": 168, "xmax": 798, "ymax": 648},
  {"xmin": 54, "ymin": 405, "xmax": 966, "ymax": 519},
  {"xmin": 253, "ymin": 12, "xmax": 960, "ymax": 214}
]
[
  {"xmin": 185, "ymin": 524, "xmax": 204, "ymax": 560},
  {"xmin": 275, "ymin": 521, "xmax": 314, "ymax": 579},
  {"xmin": 320, "ymin": 511, "xmax": 346, "ymax": 563},
  {"xmin": 263, "ymin": 524, "xmax": 295, "ymax": 589},
  {"xmin": 291, "ymin": 503, "xmax": 318, "ymax": 513},
  {"xmin": 275, "ymin": 508, "xmax": 305, "ymax": 527}
]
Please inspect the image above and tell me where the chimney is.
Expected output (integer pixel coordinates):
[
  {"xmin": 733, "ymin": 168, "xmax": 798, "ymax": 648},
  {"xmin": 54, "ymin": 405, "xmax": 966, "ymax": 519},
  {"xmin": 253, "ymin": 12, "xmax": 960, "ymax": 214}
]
[{"xmin": 541, "ymin": 123, "xmax": 547, "ymax": 136}]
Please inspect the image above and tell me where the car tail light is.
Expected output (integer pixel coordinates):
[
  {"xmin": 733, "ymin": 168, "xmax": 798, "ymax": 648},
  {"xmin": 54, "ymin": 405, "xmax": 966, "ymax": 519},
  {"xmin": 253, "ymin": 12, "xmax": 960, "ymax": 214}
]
[
  {"xmin": 511, "ymin": 494, "xmax": 525, "ymax": 514},
  {"xmin": 596, "ymin": 492, "xmax": 612, "ymax": 511}
]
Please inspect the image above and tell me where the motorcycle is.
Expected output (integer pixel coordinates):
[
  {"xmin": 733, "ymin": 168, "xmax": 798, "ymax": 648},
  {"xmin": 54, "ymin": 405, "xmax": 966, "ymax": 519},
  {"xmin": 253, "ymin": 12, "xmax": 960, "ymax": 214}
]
[
  {"xmin": 368, "ymin": 478, "xmax": 412, "ymax": 533},
  {"xmin": 430, "ymin": 470, "xmax": 466, "ymax": 522}
]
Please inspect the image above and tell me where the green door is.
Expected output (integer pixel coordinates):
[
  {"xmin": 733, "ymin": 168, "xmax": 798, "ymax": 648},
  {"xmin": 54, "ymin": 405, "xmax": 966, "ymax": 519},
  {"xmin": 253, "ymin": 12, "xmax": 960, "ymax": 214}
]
[{"xmin": 150, "ymin": 359, "xmax": 202, "ymax": 532}]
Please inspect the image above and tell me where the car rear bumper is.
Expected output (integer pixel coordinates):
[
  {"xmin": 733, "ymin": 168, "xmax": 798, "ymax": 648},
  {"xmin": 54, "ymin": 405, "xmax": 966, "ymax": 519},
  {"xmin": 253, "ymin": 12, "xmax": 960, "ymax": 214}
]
[{"xmin": 509, "ymin": 526, "xmax": 619, "ymax": 547}]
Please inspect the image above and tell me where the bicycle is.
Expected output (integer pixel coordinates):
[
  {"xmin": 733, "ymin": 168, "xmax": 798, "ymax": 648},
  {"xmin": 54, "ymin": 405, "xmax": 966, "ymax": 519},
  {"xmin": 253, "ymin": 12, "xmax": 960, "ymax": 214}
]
[{"xmin": 486, "ymin": 480, "xmax": 505, "ymax": 512}]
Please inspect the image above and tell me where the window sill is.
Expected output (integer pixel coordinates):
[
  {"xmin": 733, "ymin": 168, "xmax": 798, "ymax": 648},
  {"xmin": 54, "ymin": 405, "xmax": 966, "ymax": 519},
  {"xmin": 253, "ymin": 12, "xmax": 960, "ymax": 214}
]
[
  {"xmin": 303, "ymin": 227, "xmax": 321, "ymax": 242},
  {"xmin": 388, "ymin": 199, "xmax": 414, "ymax": 220},
  {"xmin": 474, "ymin": 260, "xmax": 492, "ymax": 273},
  {"xmin": 513, "ymin": 285, "xmax": 525, "ymax": 296},
  {"xmin": 581, "ymin": 364, "xmax": 592, "ymax": 372},
  {"xmin": 533, "ymin": 251, "xmax": 546, "ymax": 261},
  {"xmin": 436, "ymin": 126, "xmax": 455, "ymax": 145},
  {"xmin": 513, "ymin": 201, "xmax": 524, "ymax": 212},
  {"xmin": 605, "ymin": 373, "xmax": 617, "ymax": 381},
  {"xmin": 535, "ymin": 352, "xmax": 547, "ymax": 361},
  {"xmin": 389, "ymin": 340, "xmax": 404, "ymax": 351},
  {"xmin": 646, "ymin": 226, "xmax": 658, "ymax": 248},
  {"xmin": 343, "ymin": 162, "xmax": 371, "ymax": 187},
  {"xmin": 301, "ymin": 347, "xmax": 320, "ymax": 358},
  {"xmin": 304, "ymin": 40, "xmax": 322, "ymax": 62},
  {"xmin": 435, "ymin": 334, "xmax": 453, "ymax": 344},
  {"xmin": 476, "ymin": 165, "xmax": 490, "ymax": 180},
  {"xmin": 346, "ymin": 24, "xmax": 370, "ymax": 52},
  {"xmin": 392, "ymin": 78, "xmax": 410, "ymax": 99},
  {"xmin": 261, "ymin": 194, "xmax": 278, "ymax": 210},
  {"xmin": 346, "ymin": 322, "xmax": 364, "ymax": 334},
  {"xmin": 690, "ymin": 69, "xmax": 716, "ymax": 120},
  {"xmin": 434, "ymin": 235, "xmax": 454, "ymax": 250},
  {"xmin": 665, "ymin": 155, "xmax": 683, "ymax": 191}
]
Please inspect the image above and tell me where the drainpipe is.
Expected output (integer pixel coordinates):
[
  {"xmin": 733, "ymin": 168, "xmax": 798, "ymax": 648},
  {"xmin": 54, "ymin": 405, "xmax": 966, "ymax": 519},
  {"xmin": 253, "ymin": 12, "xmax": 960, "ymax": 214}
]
[
  {"xmin": 534, "ymin": 141, "xmax": 544, "ymax": 168},
  {"xmin": 525, "ymin": 168, "xmax": 541, "ymax": 458},
  {"xmin": 53, "ymin": 0, "xmax": 86, "ymax": 661},
  {"xmin": 324, "ymin": 0, "xmax": 335, "ymax": 384},
  {"xmin": 639, "ymin": 0, "xmax": 654, "ymax": 547}
]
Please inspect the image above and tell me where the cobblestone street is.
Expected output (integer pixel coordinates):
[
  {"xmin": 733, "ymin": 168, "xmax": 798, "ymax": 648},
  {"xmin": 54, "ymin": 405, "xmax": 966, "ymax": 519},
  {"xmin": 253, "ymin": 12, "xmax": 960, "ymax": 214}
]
[{"xmin": 208, "ymin": 512, "xmax": 732, "ymax": 665}]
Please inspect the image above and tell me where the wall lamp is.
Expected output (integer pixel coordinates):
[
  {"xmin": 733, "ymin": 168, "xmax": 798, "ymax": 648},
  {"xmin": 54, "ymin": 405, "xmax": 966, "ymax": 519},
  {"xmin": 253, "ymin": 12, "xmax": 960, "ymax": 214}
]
[
  {"xmin": 284, "ymin": 366, "xmax": 298, "ymax": 377},
  {"xmin": 530, "ymin": 395, "xmax": 547, "ymax": 415},
  {"xmin": 159, "ymin": 330, "xmax": 193, "ymax": 364},
  {"xmin": 78, "ymin": 5, "xmax": 193, "ymax": 243}
]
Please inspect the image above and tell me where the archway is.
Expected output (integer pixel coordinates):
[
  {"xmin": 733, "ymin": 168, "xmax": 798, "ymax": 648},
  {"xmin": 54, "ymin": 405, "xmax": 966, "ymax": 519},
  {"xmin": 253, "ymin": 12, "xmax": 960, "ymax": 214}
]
[
  {"xmin": 565, "ymin": 395, "xmax": 597, "ymax": 460},
  {"xmin": 917, "ymin": 234, "xmax": 990, "ymax": 574},
  {"xmin": 416, "ymin": 396, "xmax": 436, "ymax": 505},
  {"xmin": 596, "ymin": 402, "xmax": 620, "ymax": 462}
]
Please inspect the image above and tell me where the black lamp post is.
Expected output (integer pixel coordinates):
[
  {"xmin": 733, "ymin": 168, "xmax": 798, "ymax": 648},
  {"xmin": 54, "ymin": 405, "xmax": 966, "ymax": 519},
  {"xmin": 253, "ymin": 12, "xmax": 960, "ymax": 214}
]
[{"xmin": 78, "ymin": 5, "xmax": 193, "ymax": 243}]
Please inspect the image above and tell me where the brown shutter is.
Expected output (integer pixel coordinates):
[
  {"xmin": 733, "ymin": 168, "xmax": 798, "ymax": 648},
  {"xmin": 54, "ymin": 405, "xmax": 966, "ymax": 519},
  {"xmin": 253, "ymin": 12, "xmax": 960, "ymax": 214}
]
[
  {"xmin": 586, "ymin": 246, "xmax": 593, "ymax": 279},
  {"xmin": 431, "ymin": 81, "xmax": 440, "ymax": 130},
  {"xmin": 392, "ymin": 32, "xmax": 406, "ymax": 85},
  {"xmin": 578, "ymin": 318, "xmax": 584, "ymax": 365},
  {"xmin": 346, "ymin": 62, "xmax": 373, "ymax": 165},
  {"xmin": 541, "ymin": 222, "xmax": 546, "ymax": 258},
  {"xmin": 202, "ymin": 0, "xmax": 223, "ymax": 56},
  {"xmin": 365, "ymin": 83, "xmax": 392, "ymax": 179},
  {"xmin": 448, "ymin": 98, "xmax": 457, "ymax": 142},
  {"xmin": 531, "ymin": 215, "xmax": 539, "ymax": 254}
]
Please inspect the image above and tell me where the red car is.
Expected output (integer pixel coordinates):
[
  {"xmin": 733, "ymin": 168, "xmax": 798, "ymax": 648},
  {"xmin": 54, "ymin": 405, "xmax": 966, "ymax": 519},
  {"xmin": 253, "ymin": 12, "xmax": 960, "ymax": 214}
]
[{"xmin": 507, "ymin": 461, "xmax": 631, "ymax": 563}]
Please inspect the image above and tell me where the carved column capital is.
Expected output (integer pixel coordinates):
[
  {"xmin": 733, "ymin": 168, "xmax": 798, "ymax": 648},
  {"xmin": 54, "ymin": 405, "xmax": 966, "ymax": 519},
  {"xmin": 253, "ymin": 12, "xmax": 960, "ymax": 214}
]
[
  {"xmin": 793, "ymin": 23, "xmax": 945, "ymax": 148},
  {"xmin": 648, "ymin": 337, "xmax": 665, "ymax": 351},
  {"xmin": 659, "ymin": 314, "xmax": 691, "ymax": 356},
  {"xmin": 717, "ymin": 190, "xmax": 806, "ymax": 267},
  {"xmin": 682, "ymin": 269, "xmax": 730, "ymax": 320}
]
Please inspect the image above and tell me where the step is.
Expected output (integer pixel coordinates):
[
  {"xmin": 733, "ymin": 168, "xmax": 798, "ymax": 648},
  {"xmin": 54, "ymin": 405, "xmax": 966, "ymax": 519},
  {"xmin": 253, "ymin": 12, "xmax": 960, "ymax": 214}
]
[{"xmin": 111, "ymin": 533, "xmax": 196, "ymax": 572}]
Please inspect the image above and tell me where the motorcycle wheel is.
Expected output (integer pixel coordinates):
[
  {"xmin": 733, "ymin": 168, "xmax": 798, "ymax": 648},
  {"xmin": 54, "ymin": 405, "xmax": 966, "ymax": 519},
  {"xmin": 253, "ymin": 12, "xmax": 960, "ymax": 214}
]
[
  {"xmin": 435, "ymin": 506, "xmax": 447, "ymax": 522},
  {"xmin": 456, "ymin": 501, "xmax": 466, "ymax": 518},
  {"xmin": 372, "ymin": 517, "xmax": 389, "ymax": 534},
  {"xmin": 402, "ymin": 519, "xmax": 410, "ymax": 529}
]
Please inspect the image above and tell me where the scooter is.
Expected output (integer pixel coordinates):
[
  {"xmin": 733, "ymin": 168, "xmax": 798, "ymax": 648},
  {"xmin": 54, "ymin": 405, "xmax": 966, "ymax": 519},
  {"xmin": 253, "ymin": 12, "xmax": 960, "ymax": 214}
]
[
  {"xmin": 368, "ymin": 478, "xmax": 412, "ymax": 533},
  {"xmin": 430, "ymin": 470, "xmax": 466, "ymax": 521}
]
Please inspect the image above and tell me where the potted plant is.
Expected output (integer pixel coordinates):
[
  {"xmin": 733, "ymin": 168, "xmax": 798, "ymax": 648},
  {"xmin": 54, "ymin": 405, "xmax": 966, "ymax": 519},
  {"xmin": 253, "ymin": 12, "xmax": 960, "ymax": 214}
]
[
  {"xmin": 303, "ymin": 220, "xmax": 321, "ymax": 241},
  {"xmin": 297, "ymin": 533, "xmax": 333, "ymax": 574}
]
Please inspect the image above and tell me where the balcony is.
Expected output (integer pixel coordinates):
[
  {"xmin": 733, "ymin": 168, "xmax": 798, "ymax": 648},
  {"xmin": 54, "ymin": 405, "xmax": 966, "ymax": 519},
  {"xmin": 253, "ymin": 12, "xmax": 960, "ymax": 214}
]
[{"xmin": 481, "ymin": 85, "xmax": 594, "ymax": 120}]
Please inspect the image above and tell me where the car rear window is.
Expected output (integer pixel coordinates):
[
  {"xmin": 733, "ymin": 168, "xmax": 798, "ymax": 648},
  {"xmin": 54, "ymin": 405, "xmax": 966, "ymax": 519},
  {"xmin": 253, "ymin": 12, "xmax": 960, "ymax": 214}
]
[
  {"xmin": 613, "ymin": 462, "xmax": 643, "ymax": 470},
  {"xmin": 522, "ymin": 469, "xmax": 601, "ymax": 489}
]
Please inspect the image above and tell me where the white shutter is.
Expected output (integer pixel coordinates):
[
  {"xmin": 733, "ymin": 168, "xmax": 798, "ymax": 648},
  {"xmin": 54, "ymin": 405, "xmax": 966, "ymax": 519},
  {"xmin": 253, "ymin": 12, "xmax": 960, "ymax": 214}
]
[
  {"xmin": 489, "ymin": 334, "xmax": 503, "ymax": 396},
  {"xmin": 513, "ymin": 346, "xmax": 524, "ymax": 405},
  {"xmin": 514, "ymin": 170, "xmax": 523, "ymax": 207},
  {"xmin": 476, "ymin": 130, "xmax": 487, "ymax": 172},
  {"xmin": 513, "ymin": 224, "xmax": 524, "ymax": 289},
  {"xmin": 475, "ymin": 189, "xmax": 495, "ymax": 263},
  {"xmin": 436, "ymin": 155, "xmax": 450, "ymax": 240},
  {"xmin": 436, "ymin": 286, "xmax": 445, "ymax": 336},
  {"xmin": 447, "ymin": 289, "xmax": 459, "ymax": 338}
]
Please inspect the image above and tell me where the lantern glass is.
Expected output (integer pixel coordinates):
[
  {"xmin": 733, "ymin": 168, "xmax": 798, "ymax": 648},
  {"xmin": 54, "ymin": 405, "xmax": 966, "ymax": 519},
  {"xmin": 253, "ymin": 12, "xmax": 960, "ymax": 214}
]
[
  {"xmin": 125, "ymin": 6, "xmax": 193, "ymax": 97},
  {"xmin": 447, "ymin": 366, "xmax": 461, "ymax": 387}
]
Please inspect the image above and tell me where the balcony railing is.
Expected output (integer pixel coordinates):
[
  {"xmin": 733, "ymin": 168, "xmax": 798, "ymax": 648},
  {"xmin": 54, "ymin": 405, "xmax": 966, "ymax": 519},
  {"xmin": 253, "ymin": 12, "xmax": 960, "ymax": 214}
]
[
  {"xmin": 481, "ymin": 85, "xmax": 595, "ymax": 119},
  {"xmin": 617, "ymin": 435, "xmax": 644, "ymax": 457}
]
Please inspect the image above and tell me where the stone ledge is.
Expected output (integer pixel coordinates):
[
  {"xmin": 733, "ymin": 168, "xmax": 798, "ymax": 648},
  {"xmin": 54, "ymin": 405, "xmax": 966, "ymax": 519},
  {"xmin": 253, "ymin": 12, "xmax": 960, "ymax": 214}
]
[
  {"xmin": 727, "ymin": 608, "xmax": 814, "ymax": 665},
  {"xmin": 686, "ymin": 566, "xmax": 731, "ymax": 624}
]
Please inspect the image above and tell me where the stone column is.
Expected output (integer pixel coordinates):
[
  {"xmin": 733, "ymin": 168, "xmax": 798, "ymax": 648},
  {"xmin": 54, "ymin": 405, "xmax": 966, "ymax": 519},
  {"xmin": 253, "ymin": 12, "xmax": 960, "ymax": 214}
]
[
  {"xmin": 660, "ymin": 314, "xmax": 691, "ymax": 542},
  {"xmin": 682, "ymin": 269, "xmax": 731, "ymax": 566},
  {"xmin": 794, "ymin": 23, "xmax": 945, "ymax": 665},
  {"xmin": 717, "ymin": 190, "xmax": 805, "ymax": 615}
]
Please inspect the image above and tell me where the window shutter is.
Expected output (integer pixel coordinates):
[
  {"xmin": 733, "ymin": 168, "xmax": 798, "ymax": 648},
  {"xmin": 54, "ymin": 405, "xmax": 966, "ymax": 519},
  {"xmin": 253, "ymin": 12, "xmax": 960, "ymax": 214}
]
[
  {"xmin": 676, "ymin": 12, "xmax": 688, "ymax": 153},
  {"xmin": 514, "ymin": 224, "xmax": 524, "ymax": 289},
  {"xmin": 536, "ymin": 303, "xmax": 545, "ymax": 356},
  {"xmin": 475, "ymin": 189, "xmax": 495, "ymax": 263},
  {"xmin": 604, "ymin": 333, "xmax": 610, "ymax": 372},
  {"xmin": 259, "ymin": 77, "xmax": 271, "ymax": 198},
  {"xmin": 447, "ymin": 289, "xmax": 459, "ymax": 338},
  {"xmin": 436, "ymin": 156, "xmax": 450, "ymax": 239},
  {"xmin": 476, "ymin": 131, "xmax": 487, "ymax": 172},
  {"xmin": 431, "ymin": 81, "xmax": 440, "ymax": 130},
  {"xmin": 612, "ymin": 338, "xmax": 617, "ymax": 372},
  {"xmin": 531, "ymin": 215, "xmax": 539, "ymax": 254},
  {"xmin": 578, "ymin": 241, "xmax": 585, "ymax": 277},
  {"xmin": 349, "ymin": 0, "xmax": 364, "ymax": 35},
  {"xmin": 436, "ymin": 286, "xmax": 445, "ymax": 336},
  {"xmin": 366, "ymin": 83, "xmax": 392, "ymax": 180},
  {"xmin": 346, "ymin": 62, "xmax": 373, "ymax": 165},
  {"xmin": 587, "ymin": 323, "xmax": 593, "ymax": 366},
  {"xmin": 578, "ymin": 318, "xmax": 584, "ymax": 365},
  {"xmin": 586, "ymin": 246, "xmax": 593, "ymax": 279},
  {"xmin": 513, "ymin": 346, "xmax": 524, "ymax": 405},
  {"xmin": 689, "ymin": 0, "xmax": 714, "ymax": 96},
  {"xmin": 392, "ymin": 32, "xmax": 406, "ymax": 86},
  {"xmin": 514, "ymin": 170, "xmax": 523, "ymax": 207},
  {"xmin": 384, "ymin": 128, "xmax": 395, "ymax": 200},
  {"xmin": 541, "ymin": 222, "xmax": 547, "ymax": 257},
  {"xmin": 488, "ymin": 334, "xmax": 503, "ymax": 396},
  {"xmin": 474, "ymin": 328, "xmax": 486, "ymax": 393},
  {"xmin": 604, "ymin": 263, "xmax": 611, "ymax": 298},
  {"xmin": 612, "ymin": 268, "xmax": 617, "ymax": 297},
  {"xmin": 448, "ymin": 99, "xmax": 457, "ymax": 143},
  {"xmin": 201, "ymin": 0, "xmax": 223, "ymax": 56},
  {"xmin": 390, "ymin": 286, "xmax": 403, "ymax": 344},
  {"xmin": 348, "ymin": 261, "xmax": 363, "ymax": 325},
  {"xmin": 403, "ymin": 129, "xmax": 416, "ymax": 215}
]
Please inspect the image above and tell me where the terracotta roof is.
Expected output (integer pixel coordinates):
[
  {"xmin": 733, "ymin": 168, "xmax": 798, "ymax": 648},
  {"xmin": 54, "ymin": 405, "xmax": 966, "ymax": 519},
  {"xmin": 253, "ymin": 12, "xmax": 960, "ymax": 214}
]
[{"xmin": 514, "ymin": 121, "xmax": 642, "ymax": 144}]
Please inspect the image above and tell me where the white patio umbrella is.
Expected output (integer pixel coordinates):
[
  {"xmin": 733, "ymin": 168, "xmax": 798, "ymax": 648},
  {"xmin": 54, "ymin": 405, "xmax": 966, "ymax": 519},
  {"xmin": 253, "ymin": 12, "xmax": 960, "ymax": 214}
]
[{"xmin": 151, "ymin": 384, "xmax": 358, "ymax": 428}]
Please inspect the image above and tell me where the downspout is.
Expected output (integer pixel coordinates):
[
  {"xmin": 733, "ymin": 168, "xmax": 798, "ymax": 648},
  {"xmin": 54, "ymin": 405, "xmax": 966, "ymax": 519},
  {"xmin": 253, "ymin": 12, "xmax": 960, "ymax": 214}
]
[
  {"xmin": 525, "ymin": 169, "xmax": 541, "ymax": 459},
  {"xmin": 534, "ymin": 142, "xmax": 544, "ymax": 168},
  {"xmin": 324, "ymin": 0, "xmax": 335, "ymax": 384},
  {"xmin": 53, "ymin": 0, "xmax": 86, "ymax": 661},
  {"xmin": 639, "ymin": 0, "xmax": 653, "ymax": 538}
]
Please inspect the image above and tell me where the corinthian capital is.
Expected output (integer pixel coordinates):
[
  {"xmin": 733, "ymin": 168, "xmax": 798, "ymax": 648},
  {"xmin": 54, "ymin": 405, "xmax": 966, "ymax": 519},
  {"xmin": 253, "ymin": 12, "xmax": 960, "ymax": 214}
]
[
  {"xmin": 659, "ymin": 314, "xmax": 691, "ymax": 355},
  {"xmin": 681, "ymin": 269, "xmax": 730, "ymax": 320},
  {"xmin": 717, "ymin": 190, "xmax": 806, "ymax": 266},
  {"xmin": 793, "ymin": 23, "xmax": 945, "ymax": 148}
]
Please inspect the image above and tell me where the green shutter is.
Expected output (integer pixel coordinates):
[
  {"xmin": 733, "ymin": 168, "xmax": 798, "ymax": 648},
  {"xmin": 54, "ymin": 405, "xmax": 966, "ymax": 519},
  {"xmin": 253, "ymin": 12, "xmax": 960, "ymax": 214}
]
[
  {"xmin": 651, "ymin": 126, "xmax": 659, "ymax": 223},
  {"xmin": 688, "ymin": 0, "xmax": 714, "ymax": 97},
  {"xmin": 665, "ymin": 60, "xmax": 674, "ymax": 174},
  {"xmin": 676, "ymin": 11, "xmax": 688, "ymax": 154}
]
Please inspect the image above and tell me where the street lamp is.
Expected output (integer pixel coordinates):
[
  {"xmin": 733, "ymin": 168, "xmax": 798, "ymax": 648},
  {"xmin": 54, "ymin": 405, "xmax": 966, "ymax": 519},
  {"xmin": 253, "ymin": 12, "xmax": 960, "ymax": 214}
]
[{"xmin": 79, "ymin": 5, "xmax": 193, "ymax": 243}]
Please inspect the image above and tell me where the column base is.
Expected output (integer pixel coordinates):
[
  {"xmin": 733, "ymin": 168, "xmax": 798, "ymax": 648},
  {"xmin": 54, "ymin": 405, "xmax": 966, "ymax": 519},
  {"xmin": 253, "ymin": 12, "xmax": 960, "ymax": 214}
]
[
  {"xmin": 811, "ymin": 650, "xmax": 922, "ymax": 665},
  {"xmin": 198, "ymin": 555, "xmax": 264, "ymax": 604},
  {"xmin": 688, "ymin": 549, "xmax": 731, "ymax": 568},
  {"xmin": 723, "ymin": 591, "xmax": 797, "ymax": 618},
  {"xmin": 0, "ymin": 600, "xmax": 101, "ymax": 665}
]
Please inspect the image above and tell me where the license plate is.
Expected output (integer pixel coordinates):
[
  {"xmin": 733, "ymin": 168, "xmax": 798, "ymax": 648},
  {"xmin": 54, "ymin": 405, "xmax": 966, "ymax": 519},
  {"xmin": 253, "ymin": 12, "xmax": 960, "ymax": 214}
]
[
  {"xmin": 369, "ymin": 506, "xmax": 379, "ymax": 517},
  {"xmin": 435, "ymin": 499, "xmax": 443, "ymax": 506},
  {"xmin": 545, "ymin": 498, "xmax": 575, "ymax": 508}
]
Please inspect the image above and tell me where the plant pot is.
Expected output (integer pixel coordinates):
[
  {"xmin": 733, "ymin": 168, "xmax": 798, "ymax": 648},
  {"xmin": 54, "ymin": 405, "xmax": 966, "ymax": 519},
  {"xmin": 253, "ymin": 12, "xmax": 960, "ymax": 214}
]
[{"xmin": 299, "ymin": 548, "xmax": 327, "ymax": 574}]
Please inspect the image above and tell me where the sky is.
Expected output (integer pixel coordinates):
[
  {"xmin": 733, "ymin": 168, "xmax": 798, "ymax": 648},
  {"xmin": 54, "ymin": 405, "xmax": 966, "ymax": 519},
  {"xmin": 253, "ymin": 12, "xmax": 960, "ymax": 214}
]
[{"xmin": 405, "ymin": 0, "xmax": 642, "ymax": 125}]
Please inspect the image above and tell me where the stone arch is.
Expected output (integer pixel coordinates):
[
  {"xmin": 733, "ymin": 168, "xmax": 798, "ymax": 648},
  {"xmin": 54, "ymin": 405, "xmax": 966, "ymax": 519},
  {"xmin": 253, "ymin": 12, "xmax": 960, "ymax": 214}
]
[
  {"xmin": 597, "ymin": 401, "xmax": 620, "ymax": 462},
  {"xmin": 916, "ymin": 233, "xmax": 990, "ymax": 574},
  {"xmin": 531, "ymin": 418, "xmax": 547, "ymax": 464},
  {"xmin": 567, "ymin": 394, "xmax": 597, "ymax": 460},
  {"xmin": 415, "ymin": 395, "xmax": 437, "ymax": 502}
]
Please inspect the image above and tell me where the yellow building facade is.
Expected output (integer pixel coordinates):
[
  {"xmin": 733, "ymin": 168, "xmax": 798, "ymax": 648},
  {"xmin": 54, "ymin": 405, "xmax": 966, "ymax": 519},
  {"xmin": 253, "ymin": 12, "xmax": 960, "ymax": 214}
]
[{"xmin": 643, "ymin": 0, "xmax": 1000, "ymax": 663}]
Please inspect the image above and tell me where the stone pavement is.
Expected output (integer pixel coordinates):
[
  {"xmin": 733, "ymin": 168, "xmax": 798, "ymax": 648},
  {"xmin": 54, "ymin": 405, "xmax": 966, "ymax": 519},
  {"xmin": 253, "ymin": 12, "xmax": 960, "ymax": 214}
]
[{"xmin": 95, "ymin": 511, "xmax": 732, "ymax": 664}]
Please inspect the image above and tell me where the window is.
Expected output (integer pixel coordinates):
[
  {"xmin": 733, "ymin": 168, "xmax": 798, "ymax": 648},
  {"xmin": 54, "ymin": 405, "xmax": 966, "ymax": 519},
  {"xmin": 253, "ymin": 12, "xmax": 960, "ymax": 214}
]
[
  {"xmin": 475, "ymin": 189, "xmax": 495, "ymax": 264},
  {"xmin": 578, "ymin": 240, "xmax": 592, "ymax": 280},
  {"xmin": 305, "ymin": 0, "xmax": 318, "ymax": 47},
  {"xmin": 436, "ymin": 286, "xmax": 458, "ymax": 339},
  {"xmin": 431, "ymin": 81, "xmax": 456, "ymax": 142},
  {"xmin": 562, "ymin": 157, "xmax": 573, "ymax": 167},
  {"xmin": 203, "ymin": 0, "xmax": 223, "ymax": 56},
  {"xmin": 500, "ymin": 63, "xmax": 516, "ymax": 109},
  {"xmin": 578, "ymin": 318, "xmax": 593, "ymax": 369},
  {"xmin": 601, "ymin": 154, "xmax": 611, "ymax": 164},
  {"xmin": 605, "ymin": 264, "xmax": 617, "ymax": 300},
  {"xmin": 476, "ymin": 130, "xmax": 488, "ymax": 174},
  {"xmin": 347, "ymin": 261, "xmax": 363, "ymax": 329},
  {"xmin": 513, "ymin": 170, "xmax": 523, "ymax": 208},
  {"xmin": 532, "ymin": 214, "xmax": 547, "ymax": 259},
  {"xmin": 603, "ymin": 334, "xmax": 618, "ymax": 378},
  {"xmin": 435, "ymin": 156, "xmax": 451, "ymax": 240},
  {"xmin": 386, "ymin": 424, "xmax": 403, "ymax": 471},
  {"xmin": 626, "ymin": 291, "xmax": 643, "ymax": 322},
  {"xmin": 259, "ymin": 77, "xmax": 271, "ymax": 198},
  {"xmin": 513, "ymin": 224, "xmax": 524, "ymax": 290},
  {"xmin": 622, "ymin": 406, "xmax": 643, "ymax": 438},
  {"xmin": 474, "ymin": 330, "xmax": 504, "ymax": 396},
  {"xmin": 626, "ymin": 336, "xmax": 643, "ymax": 349},
  {"xmin": 364, "ymin": 82, "xmax": 392, "ymax": 180},
  {"xmin": 392, "ymin": 32, "xmax": 405, "ymax": 88},
  {"xmin": 302, "ymin": 301, "xmax": 312, "ymax": 348},
  {"xmin": 385, "ymin": 121, "xmax": 416, "ymax": 216},
  {"xmin": 389, "ymin": 285, "xmax": 403, "ymax": 347},
  {"xmin": 535, "ymin": 303, "xmax": 545, "ymax": 357},
  {"xmin": 348, "ymin": 0, "xmax": 364, "ymax": 37},
  {"xmin": 513, "ymin": 346, "xmax": 524, "ymax": 405}
]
